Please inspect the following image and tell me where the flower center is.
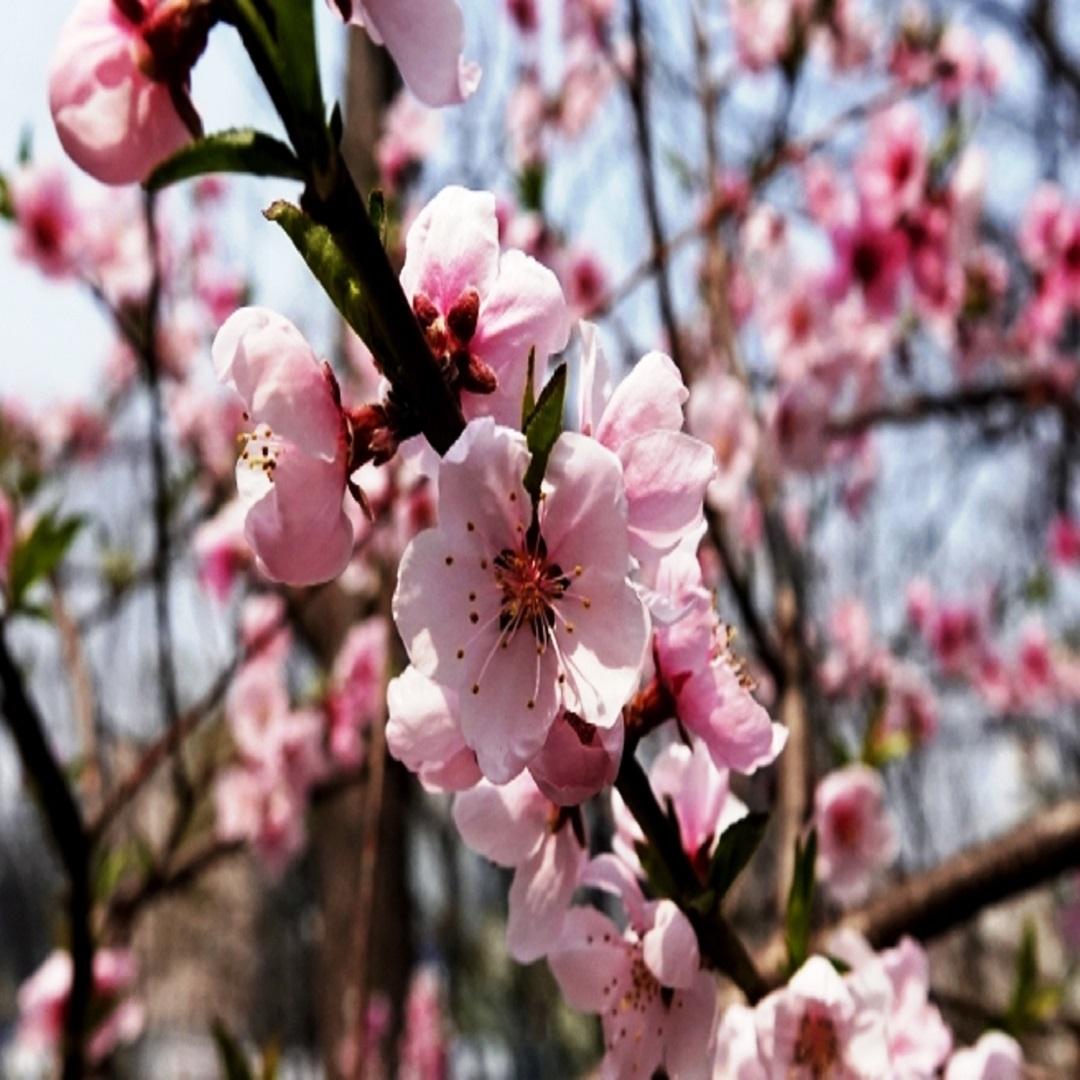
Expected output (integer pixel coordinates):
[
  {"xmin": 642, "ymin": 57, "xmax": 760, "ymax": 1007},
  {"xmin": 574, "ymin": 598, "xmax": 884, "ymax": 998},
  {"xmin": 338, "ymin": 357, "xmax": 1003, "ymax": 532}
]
[
  {"xmin": 493, "ymin": 545, "xmax": 571, "ymax": 644},
  {"xmin": 793, "ymin": 1006, "xmax": 840, "ymax": 1076},
  {"xmin": 237, "ymin": 421, "xmax": 283, "ymax": 485}
]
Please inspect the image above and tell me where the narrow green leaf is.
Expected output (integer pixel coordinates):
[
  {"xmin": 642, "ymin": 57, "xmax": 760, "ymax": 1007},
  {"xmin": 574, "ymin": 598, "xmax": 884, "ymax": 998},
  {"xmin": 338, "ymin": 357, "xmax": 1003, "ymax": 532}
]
[
  {"xmin": 784, "ymin": 829, "xmax": 817, "ymax": 975},
  {"xmin": 368, "ymin": 190, "xmax": 387, "ymax": 247},
  {"xmin": 520, "ymin": 348, "xmax": 537, "ymax": 430},
  {"xmin": 267, "ymin": 0, "xmax": 328, "ymax": 166},
  {"xmin": 635, "ymin": 841, "xmax": 679, "ymax": 903},
  {"xmin": 705, "ymin": 812, "xmax": 768, "ymax": 905},
  {"xmin": 212, "ymin": 1020, "xmax": 255, "ymax": 1080},
  {"xmin": 8, "ymin": 512, "xmax": 85, "ymax": 612},
  {"xmin": 522, "ymin": 363, "xmax": 567, "ymax": 500},
  {"xmin": 145, "ymin": 129, "xmax": 304, "ymax": 191},
  {"xmin": 0, "ymin": 172, "xmax": 12, "ymax": 220},
  {"xmin": 264, "ymin": 200, "xmax": 377, "ymax": 347}
]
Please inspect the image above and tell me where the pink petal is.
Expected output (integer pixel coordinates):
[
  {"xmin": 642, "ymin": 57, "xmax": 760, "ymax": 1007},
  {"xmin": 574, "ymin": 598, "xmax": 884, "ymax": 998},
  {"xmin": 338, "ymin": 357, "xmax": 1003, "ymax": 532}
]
[
  {"xmin": 547, "ymin": 907, "xmax": 628, "ymax": 1013},
  {"xmin": 242, "ymin": 447, "xmax": 352, "ymax": 586},
  {"xmin": 662, "ymin": 973, "xmax": 721, "ymax": 1080},
  {"xmin": 618, "ymin": 430, "xmax": 716, "ymax": 561},
  {"xmin": 576, "ymin": 320, "xmax": 613, "ymax": 437},
  {"xmin": 212, "ymin": 308, "xmax": 343, "ymax": 460},
  {"xmin": 400, "ymin": 186, "xmax": 499, "ymax": 309},
  {"xmin": 451, "ymin": 774, "xmax": 548, "ymax": 867},
  {"xmin": 580, "ymin": 853, "xmax": 648, "ymax": 932},
  {"xmin": 352, "ymin": 0, "xmax": 479, "ymax": 108},
  {"xmin": 642, "ymin": 900, "xmax": 699, "ymax": 990},
  {"xmin": 507, "ymin": 828, "xmax": 585, "ymax": 963},
  {"xmin": 386, "ymin": 666, "xmax": 468, "ymax": 774},
  {"xmin": 594, "ymin": 351, "xmax": 687, "ymax": 451}
]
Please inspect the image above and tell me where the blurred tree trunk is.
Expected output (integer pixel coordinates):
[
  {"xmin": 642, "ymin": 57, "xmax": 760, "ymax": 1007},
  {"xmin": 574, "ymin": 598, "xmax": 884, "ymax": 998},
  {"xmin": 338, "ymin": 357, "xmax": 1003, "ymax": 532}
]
[{"xmin": 307, "ymin": 32, "xmax": 412, "ymax": 1080}]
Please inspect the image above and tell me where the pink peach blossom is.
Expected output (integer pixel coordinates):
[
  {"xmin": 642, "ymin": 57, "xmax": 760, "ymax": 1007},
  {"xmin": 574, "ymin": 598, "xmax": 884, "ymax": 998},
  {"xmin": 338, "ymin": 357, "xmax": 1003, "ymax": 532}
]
[
  {"xmin": 398, "ymin": 967, "xmax": 449, "ymax": 1080},
  {"xmin": 814, "ymin": 764, "xmax": 898, "ymax": 905},
  {"xmin": 393, "ymin": 418, "xmax": 649, "ymax": 783},
  {"xmin": 527, "ymin": 710, "xmax": 623, "ymax": 806},
  {"xmin": 401, "ymin": 187, "xmax": 571, "ymax": 426},
  {"xmin": 576, "ymin": 323, "xmax": 717, "ymax": 565},
  {"xmin": 9, "ymin": 165, "xmax": 82, "ymax": 277},
  {"xmin": 548, "ymin": 861, "xmax": 718, "ymax": 1080},
  {"xmin": 945, "ymin": 1031, "xmax": 1024, "ymax": 1080},
  {"xmin": 686, "ymin": 371, "xmax": 759, "ymax": 512},
  {"xmin": 212, "ymin": 307, "xmax": 354, "ymax": 586},
  {"xmin": 214, "ymin": 765, "xmax": 308, "ymax": 877},
  {"xmin": 327, "ymin": 0, "xmax": 480, "ymax": 107},
  {"xmin": 326, "ymin": 618, "xmax": 388, "ymax": 767},
  {"xmin": 386, "ymin": 665, "xmax": 481, "ymax": 792},
  {"xmin": 754, "ymin": 954, "xmax": 891, "ymax": 1078},
  {"xmin": 49, "ymin": 0, "xmax": 195, "ymax": 185},
  {"xmin": 453, "ymin": 771, "xmax": 586, "ymax": 962},
  {"xmin": 17, "ymin": 948, "xmax": 145, "ymax": 1064},
  {"xmin": 651, "ymin": 546, "xmax": 786, "ymax": 774},
  {"xmin": 193, "ymin": 500, "xmax": 250, "ymax": 601},
  {"xmin": 376, "ymin": 92, "xmax": 442, "ymax": 193},
  {"xmin": 855, "ymin": 103, "xmax": 927, "ymax": 227}
]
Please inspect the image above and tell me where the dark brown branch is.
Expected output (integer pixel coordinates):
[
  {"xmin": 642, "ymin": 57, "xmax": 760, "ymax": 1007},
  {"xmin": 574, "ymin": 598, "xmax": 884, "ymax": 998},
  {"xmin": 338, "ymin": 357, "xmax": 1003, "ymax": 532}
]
[
  {"xmin": 0, "ymin": 624, "xmax": 92, "ymax": 1079},
  {"xmin": 625, "ymin": 0, "xmax": 686, "ymax": 375},
  {"xmin": 759, "ymin": 795, "xmax": 1080, "ymax": 988},
  {"xmin": 827, "ymin": 377, "xmax": 1079, "ymax": 437}
]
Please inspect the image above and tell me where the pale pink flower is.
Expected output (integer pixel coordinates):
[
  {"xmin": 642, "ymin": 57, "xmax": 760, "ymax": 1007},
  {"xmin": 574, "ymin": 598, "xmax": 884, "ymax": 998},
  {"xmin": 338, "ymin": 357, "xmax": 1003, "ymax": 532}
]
[
  {"xmin": 212, "ymin": 307, "xmax": 354, "ymax": 586},
  {"xmin": 936, "ymin": 24, "xmax": 982, "ymax": 105},
  {"xmin": 754, "ymin": 955, "xmax": 890, "ymax": 1078},
  {"xmin": 613, "ymin": 739, "xmax": 748, "ymax": 879},
  {"xmin": 713, "ymin": 1003, "xmax": 766, "ymax": 1078},
  {"xmin": 686, "ymin": 372, "xmax": 759, "ymax": 512},
  {"xmin": 401, "ymin": 188, "xmax": 571, "ymax": 426},
  {"xmin": 768, "ymin": 377, "xmax": 831, "ymax": 473},
  {"xmin": 814, "ymin": 765, "xmax": 898, "ymax": 905},
  {"xmin": 905, "ymin": 576, "xmax": 936, "ymax": 632},
  {"xmin": 453, "ymin": 771, "xmax": 586, "ymax": 962},
  {"xmin": 376, "ymin": 92, "xmax": 442, "ymax": 193},
  {"xmin": 49, "ymin": 0, "xmax": 195, "ymax": 185},
  {"xmin": 650, "ymin": 546, "xmax": 786, "ymax": 774},
  {"xmin": 855, "ymin": 104, "xmax": 927, "ymax": 227},
  {"xmin": 398, "ymin": 967, "xmax": 449, "ymax": 1080},
  {"xmin": 393, "ymin": 418, "xmax": 649, "ymax": 783},
  {"xmin": 386, "ymin": 665, "xmax": 481, "ymax": 792},
  {"xmin": 326, "ymin": 618, "xmax": 388, "ymax": 767},
  {"xmin": 17, "ymin": 948, "xmax": 145, "ymax": 1063},
  {"xmin": 193, "ymin": 500, "xmax": 250, "ymax": 601},
  {"xmin": 527, "ymin": 710, "xmax": 623, "ymax": 806},
  {"xmin": 879, "ymin": 661, "xmax": 938, "ymax": 748},
  {"xmin": 327, "ymin": 0, "xmax": 480, "ymax": 107},
  {"xmin": 9, "ymin": 165, "xmax": 82, "ymax": 277},
  {"xmin": 557, "ymin": 45, "xmax": 614, "ymax": 139},
  {"xmin": 214, "ymin": 765, "xmax": 308, "ymax": 877},
  {"xmin": 1019, "ymin": 184, "xmax": 1067, "ymax": 272},
  {"xmin": 945, "ymin": 1032, "xmax": 1024, "ymax": 1080},
  {"xmin": 829, "ymin": 930, "xmax": 952, "ymax": 1075},
  {"xmin": 563, "ymin": 250, "xmax": 608, "ymax": 316},
  {"xmin": 577, "ymin": 322, "xmax": 717, "ymax": 565},
  {"xmin": 548, "ymin": 861, "xmax": 718, "ymax": 1080},
  {"xmin": 239, "ymin": 593, "xmax": 291, "ymax": 663},
  {"xmin": 728, "ymin": 0, "xmax": 798, "ymax": 73}
]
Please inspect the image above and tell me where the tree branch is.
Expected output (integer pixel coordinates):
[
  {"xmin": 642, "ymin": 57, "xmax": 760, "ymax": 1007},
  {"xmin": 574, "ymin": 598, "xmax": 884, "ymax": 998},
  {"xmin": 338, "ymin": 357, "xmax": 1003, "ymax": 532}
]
[{"xmin": 0, "ymin": 624, "xmax": 92, "ymax": 1079}]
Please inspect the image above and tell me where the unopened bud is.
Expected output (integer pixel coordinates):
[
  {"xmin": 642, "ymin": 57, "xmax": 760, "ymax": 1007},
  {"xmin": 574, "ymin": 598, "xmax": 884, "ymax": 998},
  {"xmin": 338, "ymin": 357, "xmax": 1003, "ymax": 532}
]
[
  {"xmin": 412, "ymin": 292, "xmax": 440, "ymax": 328},
  {"xmin": 456, "ymin": 350, "xmax": 497, "ymax": 395}
]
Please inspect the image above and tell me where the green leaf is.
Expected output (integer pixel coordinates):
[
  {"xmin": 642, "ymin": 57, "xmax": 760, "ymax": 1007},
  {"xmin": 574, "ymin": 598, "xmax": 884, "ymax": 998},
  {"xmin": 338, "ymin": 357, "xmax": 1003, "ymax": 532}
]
[
  {"xmin": 521, "ymin": 364, "xmax": 567, "ymax": 500},
  {"xmin": 517, "ymin": 163, "xmax": 545, "ymax": 212},
  {"xmin": 635, "ymin": 841, "xmax": 679, "ymax": 903},
  {"xmin": 17, "ymin": 126, "xmax": 32, "ymax": 166},
  {"xmin": 368, "ymin": 190, "xmax": 387, "ymax": 247},
  {"xmin": 0, "ymin": 172, "xmax": 12, "ymax": 220},
  {"xmin": 264, "ymin": 200, "xmax": 377, "ymax": 348},
  {"xmin": 212, "ymin": 1020, "xmax": 255, "ymax": 1080},
  {"xmin": 705, "ymin": 813, "xmax": 768, "ymax": 906},
  {"xmin": 520, "ymin": 348, "xmax": 537, "ymax": 430},
  {"xmin": 1004, "ymin": 919, "xmax": 1062, "ymax": 1034},
  {"xmin": 8, "ymin": 511, "xmax": 84, "ymax": 613},
  {"xmin": 784, "ymin": 829, "xmax": 817, "ymax": 975},
  {"xmin": 145, "ymin": 129, "xmax": 304, "ymax": 191},
  {"xmin": 267, "ymin": 0, "xmax": 328, "ymax": 166}
]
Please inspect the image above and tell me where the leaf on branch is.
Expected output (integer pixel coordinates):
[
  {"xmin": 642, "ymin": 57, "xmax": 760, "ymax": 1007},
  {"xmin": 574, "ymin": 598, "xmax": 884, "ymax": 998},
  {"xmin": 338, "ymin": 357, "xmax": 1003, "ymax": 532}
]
[
  {"xmin": 212, "ymin": 1019, "xmax": 255, "ymax": 1080},
  {"xmin": 520, "ymin": 348, "xmax": 537, "ymax": 429},
  {"xmin": 522, "ymin": 363, "xmax": 567, "ymax": 500},
  {"xmin": 1005, "ymin": 919, "xmax": 1063, "ymax": 1034},
  {"xmin": 636, "ymin": 840, "xmax": 680, "ymax": 903},
  {"xmin": 7, "ymin": 511, "xmax": 85, "ymax": 614},
  {"xmin": 705, "ymin": 812, "xmax": 769, "ymax": 908},
  {"xmin": 784, "ymin": 828, "xmax": 817, "ymax": 975},
  {"xmin": 144, "ymin": 130, "xmax": 305, "ymax": 191},
  {"xmin": 266, "ymin": 0, "xmax": 328, "ymax": 166},
  {"xmin": 264, "ymin": 200, "xmax": 378, "ymax": 348},
  {"xmin": 368, "ymin": 190, "xmax": 387, "ymax": 247}
]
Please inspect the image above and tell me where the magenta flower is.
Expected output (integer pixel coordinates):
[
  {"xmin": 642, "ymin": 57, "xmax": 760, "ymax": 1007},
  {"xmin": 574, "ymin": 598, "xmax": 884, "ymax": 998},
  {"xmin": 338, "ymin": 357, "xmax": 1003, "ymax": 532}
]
[
  {"xmin": 10, "ymin": 165, "xmax": 83, "ymax": 278},
  {"xmin": 548, "ymin": 857, "xmax": 718, "ymax": 1080},
  {"xmin": 453, "ymin": 771, "xmax": 586, "ymax": 962},
  {"xmin": 814, "ymin": 764, "xmax": 898, "ymax": 905},
  {"xmin": 393, "ymin": 417, "xmax": 649, "ymax": 783},
  {"xmin": 326, "ymin": 0, "xmax": 480, "ymax": 107},
  {"xmin": 212, "ymin": 307, "xmax": 355, "ymax": 586},
  {"xmin": 49, "ymin": 0, "xmax": 195, "ymax": 185},
  {"xmin": 401, "ymin": 187, "xmax": 571, "ymax": 426}
]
